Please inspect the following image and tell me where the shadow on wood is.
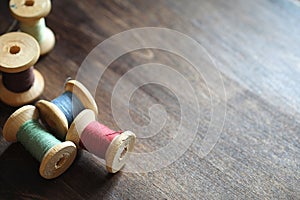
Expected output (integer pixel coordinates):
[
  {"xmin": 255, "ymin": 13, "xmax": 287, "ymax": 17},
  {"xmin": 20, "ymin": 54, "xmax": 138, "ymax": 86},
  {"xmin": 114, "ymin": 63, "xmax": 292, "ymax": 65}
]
[{"xmin": 0, "ymin": 144, "xmax": 117, "ymax": 199}]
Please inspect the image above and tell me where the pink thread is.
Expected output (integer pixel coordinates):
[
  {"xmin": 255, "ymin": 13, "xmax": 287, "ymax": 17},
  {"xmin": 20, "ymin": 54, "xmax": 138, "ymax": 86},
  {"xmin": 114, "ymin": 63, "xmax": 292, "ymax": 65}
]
[{"xmin": 80, "ymin": 121, "xmax": 123, "ymax": 159}]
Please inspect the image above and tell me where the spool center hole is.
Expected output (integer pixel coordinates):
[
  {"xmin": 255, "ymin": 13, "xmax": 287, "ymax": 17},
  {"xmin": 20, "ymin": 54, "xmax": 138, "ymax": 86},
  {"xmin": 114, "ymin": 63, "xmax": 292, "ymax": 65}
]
[
  {"xmin": 55, "ymin": 155, "xmax": 67, "ymax": 169},
  {"xmin": 119, "ymin": 146, "xmax": 128, "ymax": 160},
  {"xmin": 25, "ymin": 0, "xmax": 34, "ymax": 6},
  {"xmin": 9, "ymin": 45, "xmax": 20, "ymax": 54}
]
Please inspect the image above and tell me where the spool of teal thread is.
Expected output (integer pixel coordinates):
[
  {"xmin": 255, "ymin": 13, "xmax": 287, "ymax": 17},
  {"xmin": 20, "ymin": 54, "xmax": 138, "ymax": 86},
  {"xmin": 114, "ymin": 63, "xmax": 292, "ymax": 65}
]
[
  {"xmin": 20, "ymin": 18, "xmax": 47, "ymax": 44},
  {"xmin": 17, "ymin": 120, "xmax": 61, "ymax": 163},
  {"xmin": 9, "ymin": 0, "xmax": 55, "ymax": 55},
  {"xmin": 2, "ymin": 105, "xmax": 77, "ymax": 179}
]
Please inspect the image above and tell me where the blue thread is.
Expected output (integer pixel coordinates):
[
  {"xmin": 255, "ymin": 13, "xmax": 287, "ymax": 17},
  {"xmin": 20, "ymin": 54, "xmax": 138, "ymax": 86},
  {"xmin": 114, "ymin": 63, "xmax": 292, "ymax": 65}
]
[{"xmin": 51, "ymin": 91, "xmax": 85, "ymax": 125}]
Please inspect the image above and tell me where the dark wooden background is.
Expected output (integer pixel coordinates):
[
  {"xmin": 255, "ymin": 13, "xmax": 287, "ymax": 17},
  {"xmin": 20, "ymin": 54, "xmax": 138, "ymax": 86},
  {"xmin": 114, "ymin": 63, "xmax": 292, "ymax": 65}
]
[{"xmin": 1, "ymin": 0, "xmax": 300, "ymax": 199}]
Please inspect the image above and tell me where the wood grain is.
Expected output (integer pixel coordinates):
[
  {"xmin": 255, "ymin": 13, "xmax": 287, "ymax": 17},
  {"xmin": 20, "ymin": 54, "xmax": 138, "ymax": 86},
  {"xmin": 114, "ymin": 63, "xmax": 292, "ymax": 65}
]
[{"xmin": 0, "ymin": 0, "xmax": 300, "ymax": 199}]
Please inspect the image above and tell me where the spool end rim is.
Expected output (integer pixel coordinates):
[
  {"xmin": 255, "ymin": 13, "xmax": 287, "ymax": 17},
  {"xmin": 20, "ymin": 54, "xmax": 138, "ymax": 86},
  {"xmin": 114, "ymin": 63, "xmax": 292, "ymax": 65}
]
[
  {"xmin": 66, "ymin": 109, "xmax": 96, "ymax": 147},
  {"xmin": 2, "ymin": 105, "xmax": 38, "ymax": 142},
  {"xmin": 105, "ymin": 131, "xmax": 136, "ymax": 173},
  {"xmin": 0, "ymin": 32, "xmax": 40, "ymax": 73},
  {"xmin": 36, "ymin": 100, "xmax": 68, "ymax": 140},
  {"xmin": 39, "ymin": 27, "xmax": 55, "ymax": 55},
  {"xmin": 39, "ymin": 141, "xmax": 77, "ymax": 179},
  {"xmin": 64, "ymin": 80, "xmax": 98, "ymax": 115},
  {"xmin": 9, "ymin": 0, "xmax": 52, "ymax": 21}
]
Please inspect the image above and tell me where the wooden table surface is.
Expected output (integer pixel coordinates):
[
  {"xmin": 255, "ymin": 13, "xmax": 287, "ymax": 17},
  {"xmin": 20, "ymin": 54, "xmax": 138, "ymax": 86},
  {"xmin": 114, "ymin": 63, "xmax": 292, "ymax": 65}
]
[{"xmin": 1, "ymin": 0, "xmax": 300, "ymax": 199}]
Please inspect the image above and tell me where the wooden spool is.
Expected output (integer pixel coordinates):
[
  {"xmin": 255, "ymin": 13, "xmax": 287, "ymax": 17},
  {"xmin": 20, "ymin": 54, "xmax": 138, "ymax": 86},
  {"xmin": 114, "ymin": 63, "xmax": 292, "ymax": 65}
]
[
  {"xmin": 9, "ymin": 0, "xmax": 55, "ymax": 55},
  {"xmin": 67, "ymin": 109, "xmax": 136, "ymax": 173},
  {"xmin": 36, "ymin": 80, "xmax": 98, "ymax": 139},
  {"xmin": 0, "ymin": 32, "xmax": 44, "ymax": 107},
  {"xmin": 2, "ymin": 105, "xmax": 77, "ymax": 179}
]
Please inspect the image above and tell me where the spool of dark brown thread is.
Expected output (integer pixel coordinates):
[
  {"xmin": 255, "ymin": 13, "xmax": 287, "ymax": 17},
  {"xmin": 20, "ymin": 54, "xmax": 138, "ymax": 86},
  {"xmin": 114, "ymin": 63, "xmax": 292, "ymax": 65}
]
[
  {"xmin": 0, "ymin": 32, "xmax": 44, "ymax": 107},
  {"xmin": 2, "ymin": 67, "xmax": 35, "ymax": 93}
]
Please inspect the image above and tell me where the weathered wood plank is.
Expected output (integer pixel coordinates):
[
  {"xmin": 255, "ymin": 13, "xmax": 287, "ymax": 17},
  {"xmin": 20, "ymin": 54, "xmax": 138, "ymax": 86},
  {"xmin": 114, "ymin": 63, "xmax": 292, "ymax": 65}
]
[{"xmin": 0, "ymin": 0, "xmax": 299, "ymax": 199}]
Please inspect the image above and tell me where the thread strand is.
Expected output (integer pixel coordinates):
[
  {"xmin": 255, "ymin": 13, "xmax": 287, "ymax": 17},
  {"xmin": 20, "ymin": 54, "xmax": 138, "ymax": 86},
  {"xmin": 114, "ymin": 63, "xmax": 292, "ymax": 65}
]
[
  {"xmin": 51, "ymin": 91, "xmax": 85, "ymax": 125},
  {"xmin": 20, "ymin": 18, "xmax": 47, "ymax": 43},
  {"xmin": 2, "ymin": 67, "xmax": 35, "ymax": 93},
  {"xmin": 80, "ymin": 121, "xmax": 122, "ymax": 159},
  {"xmin": 16, "ymin": 120, "xmax": 61, "ymax": 162}
]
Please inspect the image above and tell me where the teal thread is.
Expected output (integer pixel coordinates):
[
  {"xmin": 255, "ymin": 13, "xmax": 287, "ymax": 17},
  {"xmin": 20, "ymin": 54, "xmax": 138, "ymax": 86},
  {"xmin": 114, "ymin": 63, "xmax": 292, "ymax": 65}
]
[
  {"xmin": 20, "ymin": 18, "xmax": 46, "ymax": 43},
  {"xmin": 10, "ymin": 4, "xmax": 17, "ymax": 9},
  {"xmin": 16, "ymin": 120, "xmax": 60, "ymax": 162}
]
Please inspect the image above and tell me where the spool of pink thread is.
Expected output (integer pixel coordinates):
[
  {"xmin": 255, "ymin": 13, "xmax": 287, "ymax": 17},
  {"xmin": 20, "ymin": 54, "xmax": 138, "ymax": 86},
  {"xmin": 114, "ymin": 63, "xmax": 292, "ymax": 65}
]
[{"xmin": 66, "ymin": 109, "xmax": 136, "ymax": 173}]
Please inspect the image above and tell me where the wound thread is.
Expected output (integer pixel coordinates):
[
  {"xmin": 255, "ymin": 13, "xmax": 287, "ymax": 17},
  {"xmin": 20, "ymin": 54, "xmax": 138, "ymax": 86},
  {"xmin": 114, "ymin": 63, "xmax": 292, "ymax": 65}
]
[
  {"xmin": 20, "ymin": 18, "xmax": 47, "ymax": 43},
  {"xmin": 80, "ymin": 121, "xmax": 122, "ymax": 159},
  {"xmin": 51, "ymin": 91, "xmax": 85, "ymax": 125},
  {"xmin": 2, "ymin": 67, "xmax": 35, "ymax": 93},
  {"xmin": 16, "ymin": 120, "xmax": 61, "ymax": 162}
]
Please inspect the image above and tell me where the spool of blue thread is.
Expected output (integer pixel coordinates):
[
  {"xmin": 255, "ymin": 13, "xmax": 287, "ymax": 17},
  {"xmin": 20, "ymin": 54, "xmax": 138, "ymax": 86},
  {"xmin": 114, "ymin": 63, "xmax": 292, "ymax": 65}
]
[
  {"xmin": 36, "ymin": 79, "xmax": 98, "ymax": 140},
  {"xmin": 51, "ymin": 91, "xmax": 85, "ymax": 125},
  {"xmin": 2, "ymin": 105, "xmax": 77, "ymax": 179}
]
